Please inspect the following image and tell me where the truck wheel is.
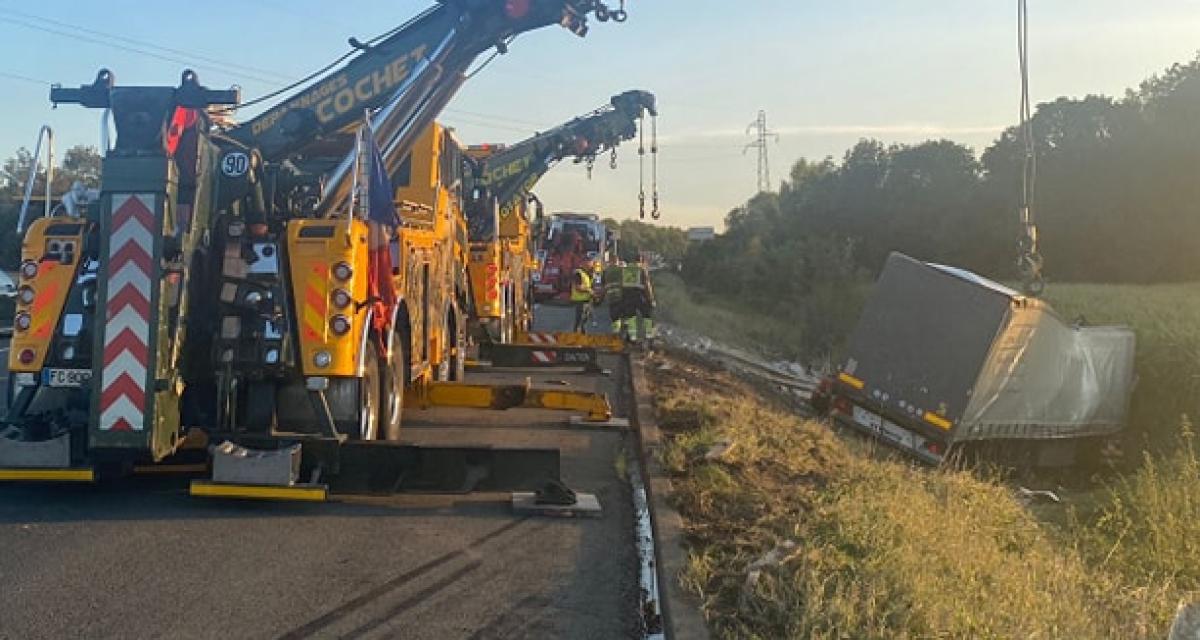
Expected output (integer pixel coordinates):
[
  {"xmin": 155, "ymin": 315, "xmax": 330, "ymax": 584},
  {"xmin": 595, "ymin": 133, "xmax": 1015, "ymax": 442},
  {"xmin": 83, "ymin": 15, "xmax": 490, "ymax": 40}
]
[
  {"xmin": 348, "ymin": 346, "xmax": 381, "ymax": 441},
  {"xmin": 450, "ymin": 314, "xmax": 466, "ymax": 382},
  {"xmin": 379, "ymin": 337, "xmax": 406, "ymax": 442},
  {"xmin": 436, "ymin": 331, "xmax": 452, "ymax": 382},
  {"xmin": 501, "ymin": 287, "xmax": 516, "ymax": 344}
]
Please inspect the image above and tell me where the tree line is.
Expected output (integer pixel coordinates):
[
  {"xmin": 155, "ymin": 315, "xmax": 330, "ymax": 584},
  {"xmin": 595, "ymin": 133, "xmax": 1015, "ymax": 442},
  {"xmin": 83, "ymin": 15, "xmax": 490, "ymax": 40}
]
[{"xmin": 685, "ymin": 55, "xmax": 1200, "ymax": 307}]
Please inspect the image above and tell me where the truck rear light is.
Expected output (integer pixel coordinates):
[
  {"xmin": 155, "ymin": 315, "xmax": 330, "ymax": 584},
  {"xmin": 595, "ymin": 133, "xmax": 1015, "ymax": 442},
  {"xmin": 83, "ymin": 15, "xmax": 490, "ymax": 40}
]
[
  {"xmin": 831, "ymin": 396, "xmax": 852, "ymax": 415},
  {"xmin": 333, "ymin": 262, "xmax": 353, "ymax": 282},
  {"xmin": 17, "ymin": 286, "xmax": 35, "ymax": 305},
  {"xmin": 61, "ymin": 344, "xmax": 76, "ymax": 361},
  {"xmin": 14, "ymin": 312, "xmax": 32, "ymax": 332},
  {"xmin": 313, "ymin": 351, "xmax": 333, "ymax": 369},
  {"xmin": 924, "ymin": 441, "xmax": 945, "ymax": 457},
  {"xmin": 20, "ymin": 261, "xmax": 38, "ymax": 280},
  {"xmin": 264, "ymin": 348, "xmax": 280, "ymax": 365},
  {"xmin": 331, "ymin": 289, "xmax": 352, "ymax": 310},
  {"xmin": 330, "ymin": 315, "xmax": 351, "ymax": 336},
  {"xmin": 18, "ymin": 349, "xmax": 35, "ymax": 365}
]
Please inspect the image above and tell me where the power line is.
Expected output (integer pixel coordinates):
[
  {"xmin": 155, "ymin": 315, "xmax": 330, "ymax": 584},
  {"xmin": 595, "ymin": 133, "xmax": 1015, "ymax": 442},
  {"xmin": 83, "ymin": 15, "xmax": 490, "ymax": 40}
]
[
  {"xmin": 0, "ymin": 70, "xmax": 49, "ymax": 86},
  {"xmin": 0, "ymin": 7, "xmax": 292, "ymax": 82},
  {"xmin": 743, "ymin": 110, "xmax": 778, "ymax": 193},
  {"xmin": 0, "ymin": 14, "xmax": 282, "ymax": 87}
]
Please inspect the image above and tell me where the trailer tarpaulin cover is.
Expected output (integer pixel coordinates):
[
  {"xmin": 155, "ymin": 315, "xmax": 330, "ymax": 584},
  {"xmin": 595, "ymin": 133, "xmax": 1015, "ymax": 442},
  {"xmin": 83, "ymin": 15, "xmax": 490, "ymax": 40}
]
[
  {"xmin": 844, "ymin": 253, "xmax": 1136, "ymax": 444},
  {"xmin": 958, "ymin": 304, "xmax": 1136, "ymax": 441}
]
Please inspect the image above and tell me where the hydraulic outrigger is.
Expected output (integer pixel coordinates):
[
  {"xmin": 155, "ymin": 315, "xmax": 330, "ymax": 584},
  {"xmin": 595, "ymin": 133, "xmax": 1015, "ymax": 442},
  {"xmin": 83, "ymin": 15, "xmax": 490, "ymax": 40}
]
[{"xmin": 1, "ymin": 1, "xmax": 632, "ymax": 502}]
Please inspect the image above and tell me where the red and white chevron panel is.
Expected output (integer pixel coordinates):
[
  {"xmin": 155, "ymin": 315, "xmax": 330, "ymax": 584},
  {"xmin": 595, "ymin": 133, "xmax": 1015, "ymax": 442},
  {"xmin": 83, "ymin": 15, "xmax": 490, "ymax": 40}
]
[
  {"xmin": 531, "ymin": 350, "xmax": 554, "ymax": 364},
  {"xmin": 526, "ymin": 333, "xmax": 557, "ymax": 345},
  {"xmin": 99, "ymin": 194, "xmax": 155, "ymax": 433}
]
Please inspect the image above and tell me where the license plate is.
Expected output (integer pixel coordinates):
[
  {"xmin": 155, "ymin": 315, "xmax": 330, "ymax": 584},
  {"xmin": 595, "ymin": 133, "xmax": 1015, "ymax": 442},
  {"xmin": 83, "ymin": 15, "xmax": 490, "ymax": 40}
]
[
  {"xmin": 852, "ymin": 405, "xmax": 882, "ymax": 431},
  {"xmin": 43, "ymin": 368, "xmax": 92, "ymax": 388},
  {"xmin": 880, "ymin": 419, "xmax": 917, "ymax": 450}
]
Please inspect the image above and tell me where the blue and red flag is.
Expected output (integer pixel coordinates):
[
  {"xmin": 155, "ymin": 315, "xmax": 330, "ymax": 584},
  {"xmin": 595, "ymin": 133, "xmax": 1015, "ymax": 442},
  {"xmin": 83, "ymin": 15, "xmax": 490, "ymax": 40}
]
[{"xmin": 363, "ymin": 124, "xmax": 399, "ymax": 346}]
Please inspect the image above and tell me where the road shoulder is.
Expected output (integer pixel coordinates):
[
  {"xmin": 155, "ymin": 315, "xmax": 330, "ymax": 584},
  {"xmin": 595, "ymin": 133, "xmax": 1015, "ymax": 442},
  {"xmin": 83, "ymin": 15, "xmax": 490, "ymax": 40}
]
[{"xmin": 628, "ymin": 351, "xmax": 711, "ymax": 640}]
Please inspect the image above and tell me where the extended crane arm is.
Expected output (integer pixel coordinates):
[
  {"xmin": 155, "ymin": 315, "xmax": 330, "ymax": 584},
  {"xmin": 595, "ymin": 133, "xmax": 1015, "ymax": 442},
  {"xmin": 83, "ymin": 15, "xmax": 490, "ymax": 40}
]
[
  {"xmin": 227, "ymin": 1, "xmax": 614, "ymax": 163},
  {"xmin": 473, "ymin": 89, "xmax": 657, "ymax": 212}
]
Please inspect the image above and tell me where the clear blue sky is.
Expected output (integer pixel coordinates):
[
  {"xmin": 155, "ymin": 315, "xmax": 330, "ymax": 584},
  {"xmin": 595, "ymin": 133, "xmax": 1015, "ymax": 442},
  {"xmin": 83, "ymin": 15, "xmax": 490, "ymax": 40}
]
[{"xmin": 1, "ymin": 0, "xmax": 1198, "ymax": 228}]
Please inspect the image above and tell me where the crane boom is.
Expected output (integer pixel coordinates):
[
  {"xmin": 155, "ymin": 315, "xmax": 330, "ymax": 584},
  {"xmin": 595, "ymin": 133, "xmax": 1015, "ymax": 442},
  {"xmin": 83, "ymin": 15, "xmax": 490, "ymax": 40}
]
[
  {"xmin": 472, "ymin": 90, "xmax": 657, "ymax": 214},
  {"xmin": 227, "ymin": 2, "xmax": 601, "ymax": 163}
]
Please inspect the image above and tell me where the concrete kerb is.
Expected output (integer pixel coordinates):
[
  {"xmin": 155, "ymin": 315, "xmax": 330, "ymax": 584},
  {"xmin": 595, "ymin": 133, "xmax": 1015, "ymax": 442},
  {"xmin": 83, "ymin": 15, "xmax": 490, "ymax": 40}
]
[{"xmin": 626, "ymin": 351, "xmax": 711, "ymax": 640}]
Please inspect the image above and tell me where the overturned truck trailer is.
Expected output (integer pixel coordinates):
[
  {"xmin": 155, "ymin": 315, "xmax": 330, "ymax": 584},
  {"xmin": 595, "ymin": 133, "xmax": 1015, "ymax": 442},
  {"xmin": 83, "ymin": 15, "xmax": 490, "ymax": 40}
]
[{"xmin": 830, "ymin": 253, "xmax": 1136, "ymax": 467}]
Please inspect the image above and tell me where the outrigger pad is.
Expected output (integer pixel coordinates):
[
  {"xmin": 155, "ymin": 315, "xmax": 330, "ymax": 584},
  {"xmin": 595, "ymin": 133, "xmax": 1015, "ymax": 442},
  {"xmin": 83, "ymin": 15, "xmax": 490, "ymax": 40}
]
[
  {"xmin": 211, "ymin": 441, "xmax": 302, "ymax": 487},
  {"xmin": 569, "ymin": 416, "xmax": 631, "ymax": 429},
  {"xmin": 0, "ymin": 432, "xmax": 73, "ymax": 469},
  {"xmin": 512, "ymin": 492, "xmax": 602, "ymax": 518}
]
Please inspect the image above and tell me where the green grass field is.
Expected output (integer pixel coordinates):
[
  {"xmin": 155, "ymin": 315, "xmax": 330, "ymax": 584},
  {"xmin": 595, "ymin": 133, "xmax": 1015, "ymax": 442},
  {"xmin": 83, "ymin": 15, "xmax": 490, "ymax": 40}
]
[{"xmin": 653, "ymin": 275, "xmax": 1200, "ymax": 637}]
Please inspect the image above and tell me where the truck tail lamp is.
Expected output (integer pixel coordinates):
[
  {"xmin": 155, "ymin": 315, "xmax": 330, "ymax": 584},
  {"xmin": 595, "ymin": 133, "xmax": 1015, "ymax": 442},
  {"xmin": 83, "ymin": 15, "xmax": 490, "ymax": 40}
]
[
  {"xmin": 330, "ymin": 315, "xmax": 351, "ymax": 337},
  {"xmin": 331, "ymin": 289, "xmax": 352, "ymax": 310}
]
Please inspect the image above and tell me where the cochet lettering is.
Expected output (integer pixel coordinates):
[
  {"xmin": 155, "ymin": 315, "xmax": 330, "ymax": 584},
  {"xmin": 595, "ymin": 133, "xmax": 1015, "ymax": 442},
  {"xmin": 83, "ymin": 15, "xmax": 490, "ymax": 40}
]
[{"xmin": 250, "ymin": 45, "xmax": 429, "ymax": 138}]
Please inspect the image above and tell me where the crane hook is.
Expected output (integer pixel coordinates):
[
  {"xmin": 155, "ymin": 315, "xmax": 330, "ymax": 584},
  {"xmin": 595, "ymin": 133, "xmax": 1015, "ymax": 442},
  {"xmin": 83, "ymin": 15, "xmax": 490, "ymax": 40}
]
[
  {"xmin": 638, "ymin": 112, "xmax": 647, "ymax": 219},
  {"xmin": 650, "ymin": 114, "xmax": 660, "ymax": 220}
]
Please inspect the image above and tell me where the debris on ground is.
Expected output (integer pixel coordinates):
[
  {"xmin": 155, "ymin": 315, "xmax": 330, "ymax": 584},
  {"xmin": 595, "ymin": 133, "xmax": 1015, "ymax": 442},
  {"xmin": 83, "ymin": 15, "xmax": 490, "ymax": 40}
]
[
  {"xmin": 740, "ymin": 540, "xmax": 800, "ymax": 608},
  {"xmin": 703, "ymin": 439, "xmax": 736, "ymax": 462},
  {"xmin": 1017, "ymin": 486, "xmax": 1063, "ymax": 504}
]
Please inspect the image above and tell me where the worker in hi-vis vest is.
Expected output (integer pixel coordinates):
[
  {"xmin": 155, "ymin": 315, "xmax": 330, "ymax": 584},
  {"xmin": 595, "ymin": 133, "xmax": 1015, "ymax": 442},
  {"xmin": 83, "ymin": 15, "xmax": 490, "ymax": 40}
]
[
  {"xmin": 607, "ymin": 260, "xmax": 656, "ymax": 343},
  {"xmin": 571, "ymin": 267, "xmax": 594, "ymax": 333},
  {"xmin": 602, "ymin": 261, "xmax": 625, "ymax": 332}
]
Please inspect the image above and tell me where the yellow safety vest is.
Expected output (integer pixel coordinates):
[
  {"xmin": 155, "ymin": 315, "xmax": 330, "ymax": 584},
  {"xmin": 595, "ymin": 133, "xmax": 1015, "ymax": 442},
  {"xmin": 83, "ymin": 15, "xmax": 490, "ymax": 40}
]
[
  {"xmin": 571, "ymin": 269, "xmax": 593, "ymax": 302},
  {"xmin": 621, "ymin": 265, "xmax": 645, "ymax": 289}
]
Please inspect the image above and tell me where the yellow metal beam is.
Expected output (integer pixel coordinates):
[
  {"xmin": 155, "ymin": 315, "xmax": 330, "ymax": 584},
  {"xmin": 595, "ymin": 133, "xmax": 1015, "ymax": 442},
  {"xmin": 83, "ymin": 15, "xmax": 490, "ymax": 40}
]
[
  {"xmin": 408, "ymin": 382, "xmax": 614, "ymax": 422},
  {"xmin": 513, "ymin": 331, "xmax": 624, "ymax": 353},
  {"xmin": 190, "ymin": 481, "xmax": 328, "ymax": 502},
  {"xmin": 524, "ymin": 388, "xmax": 613, "ymax": 422},
  {"xmin": 0, "ymin": 468, "xmax": 95, "ymax": 483}
]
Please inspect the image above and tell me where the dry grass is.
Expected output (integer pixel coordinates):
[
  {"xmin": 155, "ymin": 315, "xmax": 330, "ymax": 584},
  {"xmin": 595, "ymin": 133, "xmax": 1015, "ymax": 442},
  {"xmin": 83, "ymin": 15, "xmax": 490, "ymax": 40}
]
[
  {"xmin": 649, "ymin": 353, "xmax": 1183, "ymax": 639},
  {"xmin": 651, "ymin": 279, "xmax": 1200, "ymax": 637}
]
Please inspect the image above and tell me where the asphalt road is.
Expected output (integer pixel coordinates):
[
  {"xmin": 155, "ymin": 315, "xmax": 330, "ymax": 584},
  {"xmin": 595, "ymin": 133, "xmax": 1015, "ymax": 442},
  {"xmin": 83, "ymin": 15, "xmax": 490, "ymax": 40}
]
[{"xmin": 0, "ymin": 306, "xmax": 640, "ymax": 639}]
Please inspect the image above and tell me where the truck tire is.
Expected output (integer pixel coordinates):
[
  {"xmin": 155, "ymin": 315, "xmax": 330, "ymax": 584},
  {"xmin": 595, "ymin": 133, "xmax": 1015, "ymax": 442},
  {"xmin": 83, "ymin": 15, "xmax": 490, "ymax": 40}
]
[
  {"xmin": 379, "ymin": 337, "xmax": 406, "ymax": 442},
  {"xmin": 449, "ymin": 311, "xmax": 466, "ymax": 382},
  {"xmin": 344, "ymin": 346, "xmax": 381, "ymax": 441}
]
